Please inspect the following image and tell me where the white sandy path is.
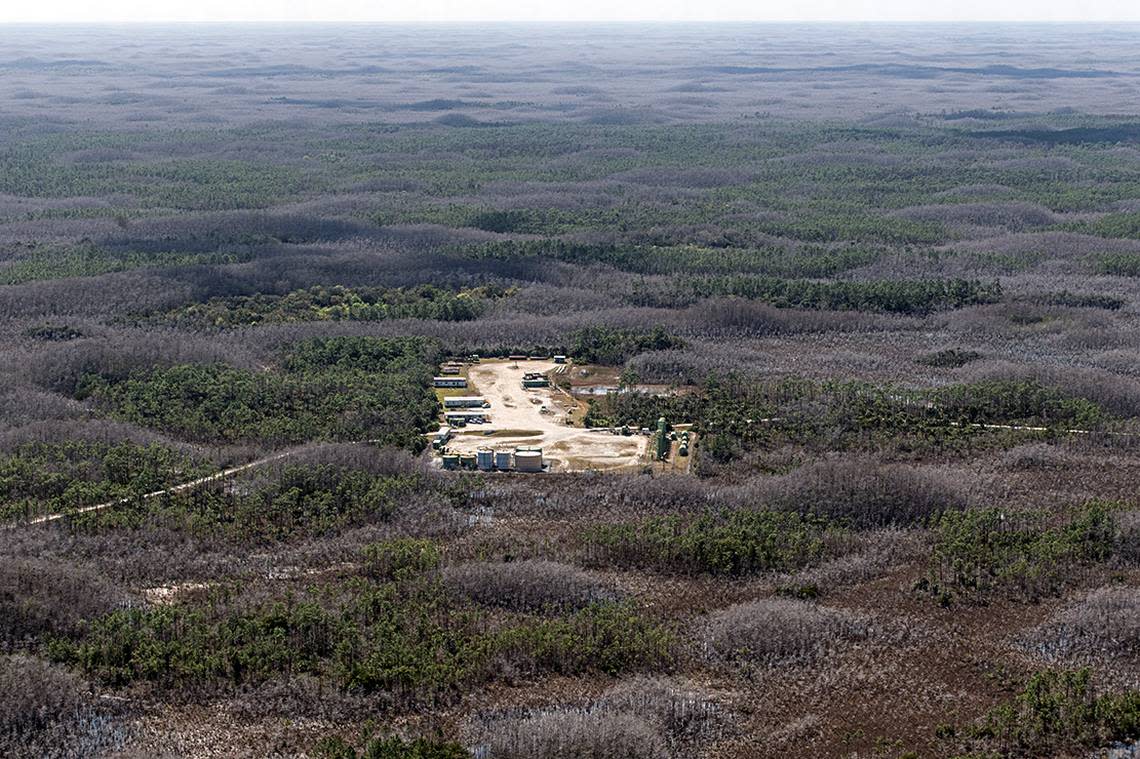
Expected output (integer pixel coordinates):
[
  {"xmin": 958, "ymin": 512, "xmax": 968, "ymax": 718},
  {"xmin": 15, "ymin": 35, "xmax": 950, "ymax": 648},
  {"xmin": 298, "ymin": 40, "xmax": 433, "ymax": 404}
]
[
  {"xmin": 8, "ymin": 439, "xmax": 390, "ymax": 529},
  {"xmin": 445, "ymin": 360, "xmax": 649, "ymax": 471}
]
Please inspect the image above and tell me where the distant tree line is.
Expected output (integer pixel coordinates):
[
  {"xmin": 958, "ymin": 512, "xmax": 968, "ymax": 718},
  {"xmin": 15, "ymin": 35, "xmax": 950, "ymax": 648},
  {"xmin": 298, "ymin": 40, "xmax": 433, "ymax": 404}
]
[
  {"xmin": 144, "ymin": 284, "xmax": 514, "ymax": 330},
  {"xmin": 635, "ymin": 276, "xmax": 1001, "ymax": 314},
  {"xmin": 586, "ymin": 375, "xmax": 1113, "ymax": 461}
]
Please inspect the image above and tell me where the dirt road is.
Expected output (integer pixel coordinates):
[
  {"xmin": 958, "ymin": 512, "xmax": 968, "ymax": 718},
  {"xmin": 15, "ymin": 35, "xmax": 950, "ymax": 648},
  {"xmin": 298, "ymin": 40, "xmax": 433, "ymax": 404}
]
[
  {"xmin": 8, "ymin": 363, "xmax": 649, "ymax": 526},
  {"xmin": 444, "ymin": 360, "xmax": 649, "ymax": 471},
  {"xmin": 10, "ymin": 439, "xmax": 390, "ymax": 529}
]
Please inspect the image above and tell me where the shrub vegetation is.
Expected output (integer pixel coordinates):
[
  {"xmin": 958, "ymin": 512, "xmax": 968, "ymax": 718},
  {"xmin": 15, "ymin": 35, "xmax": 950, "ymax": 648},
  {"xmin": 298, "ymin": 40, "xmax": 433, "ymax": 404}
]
[
  {"xmin": 917, "ymin": 502, "xmax": 1120, "ymax": 603},
  {"xmin": 46, "ymin": 540, "xmax": 676, "ymax": 706},
  {"xmin": 77, "ymin": 336, "xmax": 441, "ymax": 448}
]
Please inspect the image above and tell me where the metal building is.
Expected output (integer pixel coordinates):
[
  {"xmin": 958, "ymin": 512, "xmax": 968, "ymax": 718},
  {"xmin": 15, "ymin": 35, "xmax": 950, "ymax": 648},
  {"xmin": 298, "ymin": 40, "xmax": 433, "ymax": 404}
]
[{"xmin": 443, "ymin": 396, "xmax": 487, "ymax": 408}]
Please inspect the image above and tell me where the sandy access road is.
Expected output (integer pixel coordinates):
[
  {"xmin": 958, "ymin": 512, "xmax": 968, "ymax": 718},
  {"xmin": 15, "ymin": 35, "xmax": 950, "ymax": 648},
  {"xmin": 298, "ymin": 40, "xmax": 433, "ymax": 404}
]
[
  {"xmin": 7, "ymin": 439, "xmax": 388, "ymax": 529},
  {"xmin": 444, "ymin": 360, "xmax": 649, "ymax": 472}
]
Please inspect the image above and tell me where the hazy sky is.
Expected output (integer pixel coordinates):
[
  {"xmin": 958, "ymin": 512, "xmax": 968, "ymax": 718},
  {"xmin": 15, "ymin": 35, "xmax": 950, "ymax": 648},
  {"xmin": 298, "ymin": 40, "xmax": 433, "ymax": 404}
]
[{"xmin": 3, "ymin": 0, "xmax": 1139, "ymax": 23}]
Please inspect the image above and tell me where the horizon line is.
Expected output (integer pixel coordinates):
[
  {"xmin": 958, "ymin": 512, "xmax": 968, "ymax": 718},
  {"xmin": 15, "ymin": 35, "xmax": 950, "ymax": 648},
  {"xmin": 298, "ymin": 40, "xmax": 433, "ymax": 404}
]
[{"xmin": 4, "ymin": 18, "xmax": 1140, "ymax": 25}]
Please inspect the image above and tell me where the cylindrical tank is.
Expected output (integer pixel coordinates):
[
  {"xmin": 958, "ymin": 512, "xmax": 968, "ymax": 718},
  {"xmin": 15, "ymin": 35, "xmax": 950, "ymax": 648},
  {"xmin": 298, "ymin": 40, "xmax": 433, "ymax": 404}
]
[
  {"xmin": 678, "ymin": 445, "xmax": 689, "ymax": 457},
  {"xmin": 476, "ymin": 449, "xmax": 494, "ymax": 471},
  {"xmin": 494, "ymin": 451, "xmax": 512, "ymax": 470},
  {"xmin": 514, "ymin": 449, "xmax": 543, "ymax": 472},
  {"xmin": 460, "ymin": 453, "xmax": 477, "ymax": 469},
  {"xmin": 441, "ymin": 454, "xmax": 460, "ymax": 470},
  {"xmin": 655, "ymin": 416, "xmax": 670, "ymax": 459}
]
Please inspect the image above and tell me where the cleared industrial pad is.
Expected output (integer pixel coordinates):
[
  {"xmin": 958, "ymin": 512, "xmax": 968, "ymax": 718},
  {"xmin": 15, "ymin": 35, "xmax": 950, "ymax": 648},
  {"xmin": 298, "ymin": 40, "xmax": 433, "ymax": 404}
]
[{"xmin": 441, "ymin": 359, "xmax": 649, "ymax": 472}]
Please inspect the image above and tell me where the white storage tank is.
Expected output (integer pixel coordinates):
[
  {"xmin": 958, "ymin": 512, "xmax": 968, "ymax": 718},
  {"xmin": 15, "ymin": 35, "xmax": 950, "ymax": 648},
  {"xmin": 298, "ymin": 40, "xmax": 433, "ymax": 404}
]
[
  {"xmin": 514, "ymin": 448, "xmax": 543, "ymax": 473},
  {"xmin": 494, "ymin": 451, "xmax": 512, "ymax": 470},
  {"xmin": 476, "ymin": 448, "xmax": 495, "ymax": 471}
]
